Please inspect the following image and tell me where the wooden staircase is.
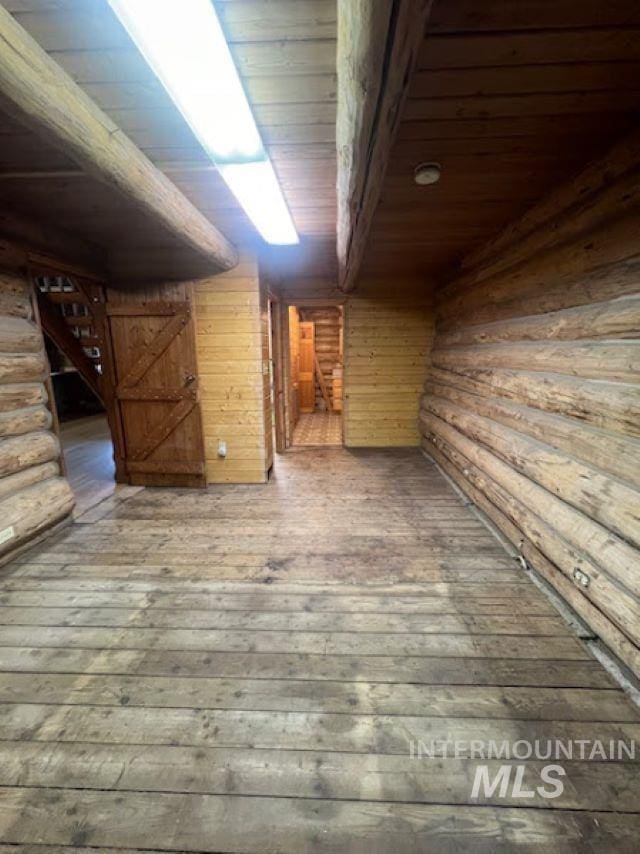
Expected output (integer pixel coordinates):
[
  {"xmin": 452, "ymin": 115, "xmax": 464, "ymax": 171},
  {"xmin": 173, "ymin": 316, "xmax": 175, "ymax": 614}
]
[
  {"xmin": 35, "ymin": 275, "xmax": 105, "ymax": 403},
  {"xmin": 34, "ymin": 274, "xmax": 125, "ymax": 480}
]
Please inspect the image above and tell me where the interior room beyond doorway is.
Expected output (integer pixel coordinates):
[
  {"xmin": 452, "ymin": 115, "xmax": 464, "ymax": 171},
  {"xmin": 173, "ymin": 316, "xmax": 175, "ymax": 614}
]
[
  {"xmin": 288, "ymin": 305, "xmax": 343, "ymax": 449},
  {"xmin": 38, "ymin": 276, "xmax": 116, "ymax": 516}
]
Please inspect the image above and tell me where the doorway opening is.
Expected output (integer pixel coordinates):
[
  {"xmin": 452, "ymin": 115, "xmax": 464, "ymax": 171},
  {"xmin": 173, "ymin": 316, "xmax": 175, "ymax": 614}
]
[
  {"xmin": 36, "ymin": 275, "xmax": 116, "ymax": 515},
  {"xmin": 287, "ymin": 305, "xmax": 343, "ymax": 449}
]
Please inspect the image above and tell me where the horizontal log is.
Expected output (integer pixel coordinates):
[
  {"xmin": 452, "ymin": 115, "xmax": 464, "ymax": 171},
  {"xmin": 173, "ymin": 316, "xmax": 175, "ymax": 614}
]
[
  {"xmin": 436, "ymin": 295, "xmax": 640, "ymax": 348},
  {"xmin": 0, "ymin": 383, "xmax": 47, "ymax": 412},
  {"xmin": 429, "ymin": 127, "xmax": 640, "ymax": 677},
  {"xmin": 0, "ymin": 6, "xmax": 237, "ymax": 276},
  {"xmin": 0, "ymin": 315, "xmax": 41, "ymax": 353},
  {"xmin": 0, "ymin": 460, "xmax": 59, "ymax": 501},
  {"xmin": 0, "ymin": 270, "xmax": 28, "ymax": 297},
  {"xmin": 421, "ymin": 396, "xmax": 640, "ymax": 548},
  {"xmin": 460, "ymin": 129, "xmax": 640, "ymax": 274},
  {"xmin": 425, "ymin": 444, "xmax": 640, "ymax": 678},
  {"xmin": 0, "ymin": 430, "xmax": 59, "ymax": 477},
  {"xmin": 0, "ymin": 476, "xmax": 74, "ymax": 557},
  {"xmin": 420, "ymin": 427, "xmax": 640, "ymax": 648},
  {"xmin": 448, "ymin": 160, "xmax": 640, "ymax": 299},
  {"xmin": 421, "ymin": 412, "xmax": 640, "ymax": 601},
  {"xmin": 424, "ymin": 380, "xmax": 640, "ymax": 488},
  {"xmin": 427, "ymin": 366, "xmax": 640, "ymax": 438},
  {"xmin": 449, "ymin": 258, "xmax": 640, "ymax": 333},
  {"xmin": 0, "ymin": 290, "xmax": 31, "ymax": 319},
  {"xmin": 0, "ymin": 271, "xmax": 31, "ymax": 318},
  {"xmin": 0, "ymin": 405, "xmax": 51, "ymax": 438},
  {"xmin": 0, "ymin": 351, "xmax": 47, "ymax": 384},
  {"xmin": 432, "ymin": 340, "xmax": 640, "ymax": 383},
  {"xmin": 438, "ymin": 217, "xmax": 640, "ymax": 329}
]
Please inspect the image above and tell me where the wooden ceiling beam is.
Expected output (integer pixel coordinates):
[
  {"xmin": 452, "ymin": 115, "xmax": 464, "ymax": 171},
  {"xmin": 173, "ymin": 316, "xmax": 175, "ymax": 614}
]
[
  {"xmin": 336, "ymin": 0, "xmax": 433, "ymax": 292},
  {"xmin": 0, "ymin": 5, "xmax": 239, "ymax": 277}
]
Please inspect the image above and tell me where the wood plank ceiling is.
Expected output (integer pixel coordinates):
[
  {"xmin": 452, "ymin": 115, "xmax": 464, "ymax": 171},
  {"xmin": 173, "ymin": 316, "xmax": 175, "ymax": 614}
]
[
  {"xmin": 361, "ymin": 0, "xmax": 640, "ymax": 279},
  {"xmin": 0, "ymin": 0, "xmax": 338, "ymax": 280},
  {"xmin": 1, "ymin": 0, "xmax": 639, "ymax": 285}
]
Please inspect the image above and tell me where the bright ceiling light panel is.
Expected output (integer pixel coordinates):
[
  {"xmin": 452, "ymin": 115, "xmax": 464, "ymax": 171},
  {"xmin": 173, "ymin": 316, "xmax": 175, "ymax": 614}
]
[{"xmin": 108, "ymin": 0, "xmax": 298, "ymax": 245}]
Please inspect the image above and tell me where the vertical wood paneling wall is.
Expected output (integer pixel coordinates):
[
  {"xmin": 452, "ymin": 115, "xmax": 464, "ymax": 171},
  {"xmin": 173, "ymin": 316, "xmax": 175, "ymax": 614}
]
[
  {"xmin": 194, "ymin": 256, "xmax": 272, "ymax": 483},
  {"xmin": 344, "ymin": 280, "xmax": 433, "ymax": 446},
  {"xmin": 0, "ymin": 268, "xmax": 74, "ymax": 558},
  {"xmin": 419, "ymin": 131, "xmax": 640, "ymax": 677},
  {"xmin": 284, "ymin": 304, "xmax": 301, "ymax": 445}
]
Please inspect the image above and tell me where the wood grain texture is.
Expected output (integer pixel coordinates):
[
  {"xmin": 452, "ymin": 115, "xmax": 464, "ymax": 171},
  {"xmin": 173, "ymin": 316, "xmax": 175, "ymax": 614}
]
[
  {"xmin": 0, "ymin": 4, "xmax": 238, "ymax": 276},
  {"xmin": 344, "ymin": 280, "xmax": 433, "ymax": 446},
  {"xmin": 106, "ymin": 285, "xmax": 206, "ymax": 487},
  {"xmin": 3, "ymin": 1, "xmax": 337, "ymax": 282},
  {"xmin": 0, "ymin": 270, "xmax": 73, "ymax": 558},
  {"xmin": 37, "ymin": 292, "xmax": 103, "ymax": 401},
  {"xmin": 195, "ymin": 257, "xmax": 271, "ymax": 483},
  {"xmin": 336, "ymin": 0, "xmax": 433, "ymax": 290},
  {"xmin": 58, "ymin": 415, "xmax": 115, "ymax": 517},
  {"xmin": 420, "ymin": 128, "xmax": 640, "ymax": 677},
  {"xmin": 298, "ymin": 306, "xmax": 343, "ymax": 411},
  {"xmin": 360, "ymin": 1, "xmax": 640, "ymax": 278},
  {"xmin": 0, "ymin": 403, "xmax": 51, "ymax": 437},
  {"xmin": 0, "ymin": 447, "xmax": 638, "ymax": 850}
]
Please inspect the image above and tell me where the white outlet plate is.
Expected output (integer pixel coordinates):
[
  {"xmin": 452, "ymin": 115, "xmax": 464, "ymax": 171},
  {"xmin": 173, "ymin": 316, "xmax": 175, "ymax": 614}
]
[{"xmin": 0, "ymin": 526, "xmax": 15, "ymax": 545}]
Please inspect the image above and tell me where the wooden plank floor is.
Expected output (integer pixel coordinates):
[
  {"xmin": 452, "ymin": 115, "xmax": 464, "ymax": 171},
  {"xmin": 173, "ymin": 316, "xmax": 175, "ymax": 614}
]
[
  {"xmin": 1, "ymin": 448, "xmax": 639, "ymax": 852},
  {"xmin": 60, "ymin": 414, "xmax": 116, "ymax": 516}
]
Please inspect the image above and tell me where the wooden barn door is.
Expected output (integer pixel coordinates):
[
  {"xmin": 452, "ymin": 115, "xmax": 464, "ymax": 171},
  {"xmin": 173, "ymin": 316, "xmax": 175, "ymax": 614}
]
[
  {"xmin": 298, "ymin": 321, "xmax": 315, "ymax": 413},
  {"xmin": 106, "ymin": 300, "xmax": 206, "ymax": 487}
]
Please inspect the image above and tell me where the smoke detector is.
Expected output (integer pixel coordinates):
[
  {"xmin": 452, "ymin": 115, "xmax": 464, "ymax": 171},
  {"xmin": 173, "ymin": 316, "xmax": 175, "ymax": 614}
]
[{"xmin": 414, "ymin": 162, "xmax": 441, "ymax": 186}]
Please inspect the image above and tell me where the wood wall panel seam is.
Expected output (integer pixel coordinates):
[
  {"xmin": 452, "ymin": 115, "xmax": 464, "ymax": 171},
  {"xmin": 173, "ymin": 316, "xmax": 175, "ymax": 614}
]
[
  {"xmin": 343, "ymin": 282, "xmax": 433, "ymax": 447},
  {"xmin": 194, "ymin": 261, "xmax": 270, "ymax": 484}
]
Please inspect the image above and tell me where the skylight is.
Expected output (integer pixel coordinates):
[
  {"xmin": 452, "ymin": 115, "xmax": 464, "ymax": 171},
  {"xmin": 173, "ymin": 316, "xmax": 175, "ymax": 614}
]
[{"xmin": 108, "ymin": 0, "xmax": 299, "ymax": 245}]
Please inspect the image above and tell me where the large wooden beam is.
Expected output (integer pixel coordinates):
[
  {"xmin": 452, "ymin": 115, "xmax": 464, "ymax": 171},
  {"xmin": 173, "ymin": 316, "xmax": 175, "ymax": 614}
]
[
  {"xmin": 0, "ymin": 5, "xmax": 238, "ymax": 276},
  {"xmin": 336, "ymin": 0, "xmax": 433, "ymax": 292}
]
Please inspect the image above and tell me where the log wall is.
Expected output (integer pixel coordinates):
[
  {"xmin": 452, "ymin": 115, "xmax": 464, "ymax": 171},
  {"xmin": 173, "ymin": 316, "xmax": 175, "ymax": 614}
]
[
  {"xmin": 298, "ymin": 306, "xmax": 342, "ymax": 411},
  {"xmin": 194, "ymin": 256, "xmax": 272, "ymax": 483},
  {"xmin": 345, "ymin": 279, "xmax": 433, "ymax": 446},
  {"xmin": 419, "ymin": 131, "xmax": 640, "ymax": 678},
  {"xmin": 0, "ymin": 268, "xmax": 74, "ymax": 559}
]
